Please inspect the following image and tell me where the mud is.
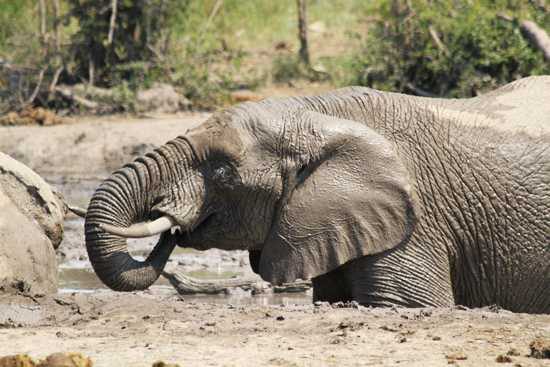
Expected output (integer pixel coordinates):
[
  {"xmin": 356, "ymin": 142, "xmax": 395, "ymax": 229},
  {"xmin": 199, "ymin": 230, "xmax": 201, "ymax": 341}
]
[
  {"xmin": 1, "ymin": 114, "xmax": 549, "ymax": 366},
  {"xmin": 1, "ymin": 292, "xmax": 549, "ymax": 366}
]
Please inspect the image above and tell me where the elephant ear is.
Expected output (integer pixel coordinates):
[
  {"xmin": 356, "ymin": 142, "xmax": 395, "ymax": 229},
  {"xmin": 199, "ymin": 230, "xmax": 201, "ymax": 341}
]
[{"xmin": 258, "ymin": 110, "xmax": 416, "ymax": 285}]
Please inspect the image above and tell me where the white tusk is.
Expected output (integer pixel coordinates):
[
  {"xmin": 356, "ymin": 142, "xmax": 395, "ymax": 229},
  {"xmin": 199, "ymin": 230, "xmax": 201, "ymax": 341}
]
[
  {"xmin": 68, "ymin": 205, "xmax": 87, "ymax": 218},
  {"xmin": 99, "ymin": 216, "xmax": 176, "ymax": 238}
]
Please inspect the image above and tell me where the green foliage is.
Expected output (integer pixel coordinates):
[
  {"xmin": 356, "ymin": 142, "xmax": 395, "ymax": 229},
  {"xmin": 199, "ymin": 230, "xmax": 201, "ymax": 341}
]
[
  {"xmin": 67, "ymin": 0, "xmax": 190, "ymax": 87},
  {"xmin": 0, "ymin": 1, "xmax": 40, "ymax": 63},
  {"xmin": 2, "ymin": 0, "xmax": 549, "ymax": 112},
  {"xmin": 347, "ymin": 0, "xmax": 550, "ymax": 97}
]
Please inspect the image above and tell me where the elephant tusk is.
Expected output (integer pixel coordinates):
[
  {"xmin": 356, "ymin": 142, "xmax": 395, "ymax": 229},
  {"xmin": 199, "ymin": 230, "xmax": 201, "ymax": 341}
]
[
  {"xmin": 68, "ymin": 205, "xmax": 87, "ymax": 218},
  {"xmin": 99, "ymin": 216, "xmax": 176, "ymax": 238}
]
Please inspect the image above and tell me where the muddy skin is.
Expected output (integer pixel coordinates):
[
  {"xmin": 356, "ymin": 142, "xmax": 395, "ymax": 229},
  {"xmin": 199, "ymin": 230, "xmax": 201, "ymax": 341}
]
[{"xmin": 85, "ymin": 77, "xmax": 549, "ymax": 313}]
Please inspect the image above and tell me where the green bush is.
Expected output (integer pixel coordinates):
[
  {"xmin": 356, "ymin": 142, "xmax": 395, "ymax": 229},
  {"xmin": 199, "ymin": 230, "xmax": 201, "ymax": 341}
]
[
  {"xmin": 347, "ymin": 0, "xmax": 550, "ymax": 97},
  {"xmin": 67, "ymin": 0, "xmax": 192, "ymax": 87}
]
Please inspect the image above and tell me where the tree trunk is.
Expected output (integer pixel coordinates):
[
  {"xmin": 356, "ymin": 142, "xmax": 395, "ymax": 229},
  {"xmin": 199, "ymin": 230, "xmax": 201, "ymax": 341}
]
[{"xmin": 296, "ymin": 0, "xmax": 310, "ymax": 65}]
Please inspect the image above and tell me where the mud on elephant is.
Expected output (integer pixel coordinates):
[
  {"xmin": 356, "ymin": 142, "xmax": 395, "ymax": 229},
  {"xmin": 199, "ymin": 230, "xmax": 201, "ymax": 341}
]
[{"xmin": 84, "ymin": 76, "xmax": 549, "ymax": 313}]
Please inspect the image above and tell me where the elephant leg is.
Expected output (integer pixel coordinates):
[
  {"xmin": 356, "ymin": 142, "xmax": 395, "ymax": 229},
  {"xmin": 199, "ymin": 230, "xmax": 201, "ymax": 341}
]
[
  {"xmin": 346, "ymin": 239, "xmax": 456, "ymax": 308},
  {"xmin": 312, "ymin": 266, "xmax": 352, "ymax": 303}
]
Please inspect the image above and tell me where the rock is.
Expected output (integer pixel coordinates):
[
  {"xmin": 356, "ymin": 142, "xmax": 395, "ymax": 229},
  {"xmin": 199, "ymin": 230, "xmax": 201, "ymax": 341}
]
[
  {"xmin": 529, "ymin": 337, "xmax": 550, "ymax": 359},
  {"xmin": 0, "ymin": 188, "xmax": 58, "ymax": 294},
  {"xmin": 445, "ymin": 351, "xmax": 467, "ymax": 363},
  {"xmin": 0, "ymin": 152, "xmax": 65, "ymax": 248},
  {"xmin": 0, "ymin": 108, "xmax": 64, "ymax": 127},
  {"xmin": 0, "ymin": 153, "xmax": 63, "ymax": 295},
  {"xmin": 37, "ymin": 353, "xmax": 92, "ymax": 367},
  {"xmin": 136, "ymin": 83, "xmax": 190, "ymax": 113},
  {"xmin": 0, "ymin": 353, "xmax": 92, "ymax": 367},
  {"xmin": 0, "ymin": 354, "xmax": 36, "ymax": 367},
  {"xmin": 230, "ymin": 90, "xmax": 263, "ymax": 103},
  {"xmin": 152, "ymin": 362, "xmax": 180, "ymax": 367},
  {"xmin": 495, "ymin": 354, "xmax": 513, "ymax": 363}
]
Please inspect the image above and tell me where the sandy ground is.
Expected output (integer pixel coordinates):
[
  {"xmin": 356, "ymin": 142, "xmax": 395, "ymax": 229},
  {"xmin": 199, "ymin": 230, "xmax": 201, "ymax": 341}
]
[
  {"xmin": 1, "ymin": 292, "xmax": 549, "ymax": 367},
  {"xmin": 1, "ymin": 114, "xmax": 549, "ymax": 366}
]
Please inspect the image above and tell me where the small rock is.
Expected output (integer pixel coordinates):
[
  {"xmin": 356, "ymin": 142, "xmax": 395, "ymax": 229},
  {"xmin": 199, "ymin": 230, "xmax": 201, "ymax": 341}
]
[
  {"xmin": 496, "ymin": 354, "xmax": 513, "ymax": 363},
  {"xmin": 136, "ymin": 83, "xmax": 190, "ymax": 113},
  {"xmin": 337, "ymin": 321, "xmax": 365, "ymax": 332},
  {"xmin": 380, "ymin": 325, "xmax": 399, "ymax": 332},
  {"xmin": 397, "ymin": 336, "xmax": 407, "ymax": 343},
  {"xmin": 0, "ymin": 354, "xmax": 35, "ymax": 367},
  {"xmin": 432, "ymin": 336, "xmax": 442, "ymax": 341},
  {"xmin": 230, "ymin": 90, "xmax": 263, "ymax": 103},
  {"xmin": 37, "ymin": 353, "xmax": 93, "ymax": 367},
  {"xmin": 445, "ymin": 351, "xmax": 467, "ymax": 362},
  {"xmin": 507, "ymin": 348, "xmax": 520, "ymax": 356},
  {"xmin": 276, "ymin": 316, "xmax": 285, "ymax": 321},
  {"xmin": 152, "ymin": 362, "xmax": 180, "ymax": 367},
  {"xmin": 529, "ymin": 337, "xmax": 550, "ymax": 359},
  {"xmin": 453, "ymin": 305, "xmax": 469, "ymax": 311}
]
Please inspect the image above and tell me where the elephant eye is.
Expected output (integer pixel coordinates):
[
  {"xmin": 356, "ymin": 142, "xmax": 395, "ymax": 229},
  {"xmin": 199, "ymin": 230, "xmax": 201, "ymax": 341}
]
[
  {"xmin": 211, "ymin": 164, "xmax": 233, "ymax": 185},
  {"xmin": 214, "ymin": 166, "xmax": 228, "ymax": 179}
]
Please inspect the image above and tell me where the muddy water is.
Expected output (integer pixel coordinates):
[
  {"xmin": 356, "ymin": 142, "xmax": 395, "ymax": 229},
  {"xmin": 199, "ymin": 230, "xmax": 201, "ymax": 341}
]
[{"xmin": 53, "ymin": 177, "xmax": 312, "ymax": 305}]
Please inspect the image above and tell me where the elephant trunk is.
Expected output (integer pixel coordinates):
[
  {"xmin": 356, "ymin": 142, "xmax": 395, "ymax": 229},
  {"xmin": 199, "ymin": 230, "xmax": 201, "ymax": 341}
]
[{"xmin": 84, "ymin": 154, "xmax": 177, "ymax": 291}]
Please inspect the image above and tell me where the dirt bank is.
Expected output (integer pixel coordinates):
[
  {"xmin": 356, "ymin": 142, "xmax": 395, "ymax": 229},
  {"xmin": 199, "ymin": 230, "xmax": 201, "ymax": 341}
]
[
  {"xmin": 1, "ymin": 292, "xmax": 549, "ymax": 367},
  {"xmin": 0, "ymin": 113, "xmax": 209, "ymax": 182}
]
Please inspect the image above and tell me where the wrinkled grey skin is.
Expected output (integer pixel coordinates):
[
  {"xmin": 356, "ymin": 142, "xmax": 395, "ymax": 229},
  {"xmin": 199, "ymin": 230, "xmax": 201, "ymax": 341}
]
[
  {"xmin": 0, "ymin": 153, "xmax": 65, "ymax": 294},
  {"xmin": 85, "ymin": 76, "xmax": 549, "ymax": 313}
]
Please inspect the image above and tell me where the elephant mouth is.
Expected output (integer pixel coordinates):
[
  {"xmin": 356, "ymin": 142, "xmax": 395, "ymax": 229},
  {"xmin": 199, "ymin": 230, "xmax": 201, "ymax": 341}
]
[{"xmin": 171, "ymin": 212, "xmax": 217, "ymax": 247}]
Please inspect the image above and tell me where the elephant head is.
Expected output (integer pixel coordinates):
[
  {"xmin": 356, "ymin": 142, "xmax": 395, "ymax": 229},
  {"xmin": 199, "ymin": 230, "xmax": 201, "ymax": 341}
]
[{"xmin": 85, "ymin": 99, "xmax": 416, "ymax": 291}]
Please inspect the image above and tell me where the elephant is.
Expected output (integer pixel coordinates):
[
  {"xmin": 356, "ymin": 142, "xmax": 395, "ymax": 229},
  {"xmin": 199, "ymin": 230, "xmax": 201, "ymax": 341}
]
[
  {"xmin": 84, "ymin": 76, "xmax": 549, "ymax": 313},
  {"xmin": 0, "ymin": 152, "xmax": 66, "ymax": 294}
]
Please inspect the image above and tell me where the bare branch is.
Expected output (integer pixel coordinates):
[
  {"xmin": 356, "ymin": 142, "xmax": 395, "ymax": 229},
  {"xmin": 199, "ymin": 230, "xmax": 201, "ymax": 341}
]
[
  {"xmin": 88, "ymin": 59, "xmax": 95, "ymax": 87},
  {"xmin": 26, "ymin": 67, "xmax": 47, "ymax": 105},
  {"xmin": 405, "ymin": 82, "xmax": 437, "ymax": 98},
  {"xmin": 52, "ymin": 0, "xmax": 61, "ymax": 53},
  {"xmin": 48, "ymin": 66, "xmax": 64, "ymax": 95},
  {"xmin": 164, "ymin": 271, "xmax": 264, "ymax": 295},
  {"xmin": 204, "ymin": 0, "xmax": 223, "ymax": 31},
  {"xmin": 54, "ymin": 86, "xmax": 99, "ymax": 109},
  {"xmin": 296, "ymin": 0, "xmax": 310, "ymax": 65},
  {"xmin": 38, "ymin": 0, "xmax": 47, "ymax": 47},
  {"xmin": 163, "ymin": 270, "xmax": 312, "ymax": 295},
  {"xmin": 428, "ymin": 25, "xmax": 449, "ymax": 56},
  {"xmin": 107, "ymin": 0, "xmax": 118, "ymax": 45}
]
